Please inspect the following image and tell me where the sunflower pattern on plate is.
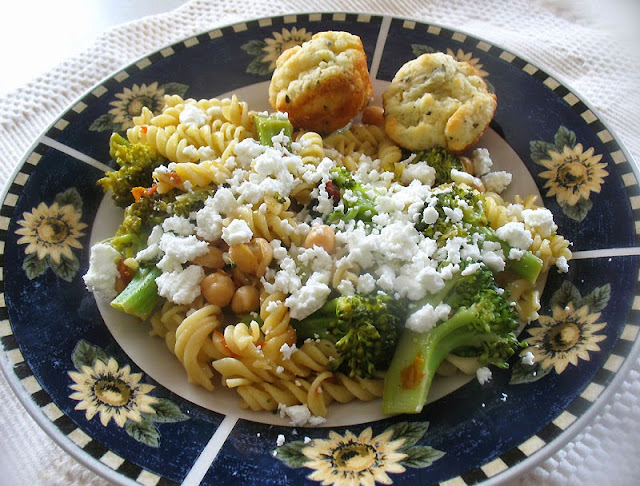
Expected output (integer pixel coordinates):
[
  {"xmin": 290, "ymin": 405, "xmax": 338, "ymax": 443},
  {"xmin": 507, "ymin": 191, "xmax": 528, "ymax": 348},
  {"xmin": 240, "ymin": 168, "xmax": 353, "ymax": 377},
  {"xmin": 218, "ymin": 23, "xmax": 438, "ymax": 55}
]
[
  {"xmin": 530, "ymin": 126, "xmax": 609, "ymax": 222},
  {"xmin": 274, "ymin": 422, "xmax": 444, "ymax": 485},
  {"xmin": 68, "ymin": 340, "xmax": 189, "ymax": 447},
  {"xmin": 15, "ymin": 188, "xmax": 87, "ymax": 282},
  {"xmin": 510, "ymin": 280, "xmax": 610, "ymax": 384},
  {"xmin": 89, "ymin": 81, "xmax": 189, "ymax": 133},
  {"xmin": 241, "ymin": 27, "xmax": 313, "ymax": 75}
]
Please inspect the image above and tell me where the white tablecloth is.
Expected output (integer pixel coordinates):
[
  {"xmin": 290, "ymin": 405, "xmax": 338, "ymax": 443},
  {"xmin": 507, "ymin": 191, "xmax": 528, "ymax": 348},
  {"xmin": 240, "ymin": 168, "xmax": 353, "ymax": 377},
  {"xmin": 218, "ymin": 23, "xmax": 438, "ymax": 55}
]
[{"xmin": 1, "ymin": 0, "xmax": 639, "ymax": 484}]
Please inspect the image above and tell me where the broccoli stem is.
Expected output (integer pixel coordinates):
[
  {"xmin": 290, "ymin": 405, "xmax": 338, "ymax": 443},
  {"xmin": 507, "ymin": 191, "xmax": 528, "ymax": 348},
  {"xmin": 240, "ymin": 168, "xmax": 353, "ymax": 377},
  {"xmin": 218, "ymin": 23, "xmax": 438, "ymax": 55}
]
[
  {"xmin": 110, "ymin": 265, "xmax": 161, "ymax": 320},
  {"xmin": 475, "ymin": 226, "xmax": 543, "ymax": 284},
  {"xmin": 382, "ymin": 308, "xmax": 494, "ymax": 415},
  {"xmin": 292, "ymin": 299, "xmax": 338, "ymax": 341},
  {"xmin": 253, "ymin": 114, "xmax": 293, "ymax": 149}
]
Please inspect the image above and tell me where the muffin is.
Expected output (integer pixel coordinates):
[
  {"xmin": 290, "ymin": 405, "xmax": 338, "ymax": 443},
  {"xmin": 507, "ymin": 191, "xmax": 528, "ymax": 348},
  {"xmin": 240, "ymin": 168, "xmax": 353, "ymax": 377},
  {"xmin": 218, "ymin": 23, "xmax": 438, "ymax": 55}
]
[
  {"xmin": 382, "ymin": 52, "xmax": 496, "ymax": 153},
  {"xmin": 269, "ymin": 31, "xmax": 373, "ymax": 134}
]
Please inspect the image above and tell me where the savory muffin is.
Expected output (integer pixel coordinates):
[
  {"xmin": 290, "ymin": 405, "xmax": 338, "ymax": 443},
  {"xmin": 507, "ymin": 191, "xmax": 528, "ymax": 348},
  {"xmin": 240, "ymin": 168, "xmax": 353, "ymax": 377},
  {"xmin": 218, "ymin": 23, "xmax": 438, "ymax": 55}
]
[
  {"xmin": 382, "ymin": 52, "xmax": 496, "ymax": 153},
  {"xmin": 269, "ymin": 31, "xmax": 372, "ymax": 134}
]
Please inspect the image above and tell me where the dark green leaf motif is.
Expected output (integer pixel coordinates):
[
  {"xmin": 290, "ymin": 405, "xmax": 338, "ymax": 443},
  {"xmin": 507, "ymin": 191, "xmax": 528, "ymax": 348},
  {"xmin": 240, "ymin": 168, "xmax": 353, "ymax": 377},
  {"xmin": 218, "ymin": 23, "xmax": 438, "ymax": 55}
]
[
  {"xmin": 71, "ymin": 340, "xmax": 109, "ymax": 370},
  {"xmin": 554, "ymin": 126, "xmax": 577, "ymax": 150},
  {"xmin": 402, "ymin": 446, "xmax": 446, "ymax": 468},
  {"xmin": 161, "ymin": 82, "xmax": 189, "ymax": 98},
  {"xmin": 50, "ymin": 254, "xmax": 80, "ymax": 282},
  {"xmin": 411, "ymin": 44, "xmax": 436, "ymax": 57},
  {"xmin": 275, "ymin": 441, "xmax": 309, "ymax": 468},
  {"xmin": 389, "ymin": 421, "xmax": 430, "ymax": 447},
  {"xmin": 247, "ymin": 57, "xmax": 272, "ymax": 76},
  {"xmin": 125, "ymin": 418, "xmax": 160, "ymax": 448},
  {"xmin": 509, "ymin": 360, "xmax": 552, "ymax": 384},
  {"xmin": 550, "ymin": 280, "xmax": 582, "ymax": 310},
  {"xmin": 560, "ymin": 198, "xmax": 592, "ymax": 222},
  {"xmin": 529, "ymin": 140, "xmax": 557, "ymax": 165},
  {"xmin": 147, "ymin": 398, "xmax": 189, "ymax": 423},
  {"xmin": 22, "ymin": 253, "xmax": 48, "ymax": 280},
  {"xmin": 581, "ymin": 284, "xmax": 611, "ymax": 313},
  {"xmin": 89, "ymin": 114, "xmax": 115, "ymax": 132},
  {"xmin": 241, "ymin": 39, "xmax": 267, "ymax": 56},
  {"xmin": 55, "ymin": 188, "xmax": 83, "ymax": 212}
]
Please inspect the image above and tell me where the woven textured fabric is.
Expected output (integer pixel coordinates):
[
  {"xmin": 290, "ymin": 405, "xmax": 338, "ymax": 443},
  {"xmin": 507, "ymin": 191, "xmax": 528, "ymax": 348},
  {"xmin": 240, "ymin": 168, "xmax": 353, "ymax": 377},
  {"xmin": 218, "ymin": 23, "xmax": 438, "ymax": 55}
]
[{"xmin": 1, "ymin": 0, "xmax": 639, "ymax": 484}]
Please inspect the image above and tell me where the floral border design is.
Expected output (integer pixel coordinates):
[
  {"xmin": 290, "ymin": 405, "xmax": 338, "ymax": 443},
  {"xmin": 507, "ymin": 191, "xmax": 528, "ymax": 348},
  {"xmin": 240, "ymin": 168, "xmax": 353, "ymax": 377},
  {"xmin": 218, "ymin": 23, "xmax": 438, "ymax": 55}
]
[
  {"xmin": 510, "ymin": 281, "xmax": 610, "ymax": 384},
  {"xmin": 16, "ymin": 188, "xmax": 87, "ymax": 282},
  {"xmin": 90, "ymin": 81, "xmax": 190, "ymax": 133},
  {"xmin": 274, "ymin": 421, "xmax": 444, "ymax": 485},
  {"xmin": 530, "ymin": 126, "xmax": 609, "ymax": 222},
  {"xmin": 68, "ymin": 340, "xmax": 188, "ymax": 447},
  {"xmin": 241, "ymin": 27, "xmax": 313, "ymax": 76}
]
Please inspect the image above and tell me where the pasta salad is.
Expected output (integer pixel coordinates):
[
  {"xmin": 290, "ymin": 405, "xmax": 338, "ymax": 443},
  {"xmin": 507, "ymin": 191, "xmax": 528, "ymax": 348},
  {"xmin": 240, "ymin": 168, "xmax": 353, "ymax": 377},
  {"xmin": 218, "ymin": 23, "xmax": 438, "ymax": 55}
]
[{"xmin": 84, "ymin": 43, "xmax": 572, "ymax": 425}]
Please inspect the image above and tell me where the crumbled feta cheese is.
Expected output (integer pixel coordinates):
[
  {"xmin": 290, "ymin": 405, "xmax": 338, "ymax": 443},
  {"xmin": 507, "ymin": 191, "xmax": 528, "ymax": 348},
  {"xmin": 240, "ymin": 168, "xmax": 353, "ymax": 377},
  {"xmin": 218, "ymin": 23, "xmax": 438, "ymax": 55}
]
[
  {"xmin": 276, "ymin": 434, "xmax": 286, "ymax": 447},
  {"xmin": 405, "ymin": 303, "xmax": 451, "ymax": 333},
  {"xmin": 522, "ymin": 208, "xmax": 557, "ymax": 238},
  {"xmin": 304, "ymin": 437, "xmax": 312, "ymax": 444},
  {"xmin": 521, "ymin": 351, "xmax": 535, "ymax": 366},
  {"xmin": 555, "ymin": 255, "xmax": 569, "ymax": 273},
  {"xmin": 508, "ymin": 248, "xmax": 524, "ymax": 260},
  {"xmin": 156, "ymin": 265, "xmax": 204, "ymax": 304},
  {"xmin": 159, "ymin": 233, "xmax": 209, "ymax": 263},
  {"xmin": 400, "ymin": 161, "xmax": 436, "ymax": 186},
  {"xmin": 222, "ymin": 219, "xmax": 253, "ymax": 246},
  {"xmin": 482, "ymin": 171, "xmax": 512, "ymax": 193},
  {"xmin": 471, "ymin": 148, "xmax": 493, "ymax": 176},
  {"xmin": 476, "ymin": 367, "xmax": 492, "ymax": 385},
  {"xmin": 179, "ymin": 104, "xmax": 209, "ymax": 127},
  {"xmin": 162, "ymin": 215, "xmax": 195, "ymax": 236},
  {"xmin": 280, "ymin": 343, "xmax": 297, "ymax": 360},
  {"xmin": 278, "ymin": 404, "xmax": 326, "ymax": 427},
  {"xmin": 495, "ymin": 222, "xmax": 532, "ymax": 250},
  {"xmin": 356, "ymin": 273, "xmax": 376, "ymax": 294},
  {"xmin": 83, "ymin": 243, "xmax": 121, "ymax": 300}
]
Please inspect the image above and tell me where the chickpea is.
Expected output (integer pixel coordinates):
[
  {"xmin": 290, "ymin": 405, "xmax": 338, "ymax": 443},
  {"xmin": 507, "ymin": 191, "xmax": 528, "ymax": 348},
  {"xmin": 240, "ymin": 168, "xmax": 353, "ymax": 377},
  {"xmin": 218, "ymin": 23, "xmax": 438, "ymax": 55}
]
[
  {"xmin": 304, "ymin": 225, "xmax": 336, "ymax": 253},
  {"xmin": 200, "ymin": 271, "xmax": 236, "ymax": 307},
  {"xmin": 193, "ymin": 245, "xmax": 225, "ymax": 269},
  {"xmin": 361, "ymin": 105, "xmax": 385, "ymax": 127},
  {"xmin": 231, "ymin": 285, "xmax": 260, "ymax": 314}
]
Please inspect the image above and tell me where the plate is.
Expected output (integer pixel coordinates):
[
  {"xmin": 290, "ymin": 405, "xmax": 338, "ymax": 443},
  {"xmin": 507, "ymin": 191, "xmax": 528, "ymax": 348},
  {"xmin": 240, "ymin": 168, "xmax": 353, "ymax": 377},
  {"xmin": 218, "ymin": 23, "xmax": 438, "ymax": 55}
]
[{"xmin": 1, "ymin": 12, "xmax": 639, "ymax": 486}]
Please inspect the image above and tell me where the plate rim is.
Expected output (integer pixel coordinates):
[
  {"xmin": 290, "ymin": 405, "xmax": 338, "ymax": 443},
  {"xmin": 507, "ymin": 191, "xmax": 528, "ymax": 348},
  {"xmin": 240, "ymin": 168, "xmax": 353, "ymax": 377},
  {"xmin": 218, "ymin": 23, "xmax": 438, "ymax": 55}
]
[{"xmin": 0, "ymin": 11, "xmax": 639, "ymax": 486}]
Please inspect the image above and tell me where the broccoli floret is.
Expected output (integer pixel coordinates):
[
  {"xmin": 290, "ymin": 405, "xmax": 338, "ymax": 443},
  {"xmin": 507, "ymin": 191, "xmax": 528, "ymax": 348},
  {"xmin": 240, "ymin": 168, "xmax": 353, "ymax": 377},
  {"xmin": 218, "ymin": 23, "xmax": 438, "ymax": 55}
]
[
  {"xmin": 382, "ymin": 263, "xmax": 522, "ymax": 414},
  {"xmin": 111, "ymin": 187, "xmax": 211, "ymax": 258},
  {"xmin": 412, "ymin": 146, "xmax": 463, "ymax": 186},
  {"xmin": 416, "ymin": 184, "xmax": 543, "ymax": 283},
  {"xmin": 98, "ymin": 133, "xmax": 166, "ymax": 208},
  {"xmin": 292, "ymin": 294, "xmax": 405, "ymax": 378},
  {"xmin": 325, "ymin": 167, "xmax": 378, "ymax": 224}
]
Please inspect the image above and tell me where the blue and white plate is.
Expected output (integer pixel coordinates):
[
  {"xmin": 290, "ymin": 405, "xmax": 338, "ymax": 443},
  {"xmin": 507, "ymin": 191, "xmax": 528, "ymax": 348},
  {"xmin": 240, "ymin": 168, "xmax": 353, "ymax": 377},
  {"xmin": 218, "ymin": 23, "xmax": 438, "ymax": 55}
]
[{"xmin": 1, "ymin": 13, "xmax": 638, "ymax": 486}]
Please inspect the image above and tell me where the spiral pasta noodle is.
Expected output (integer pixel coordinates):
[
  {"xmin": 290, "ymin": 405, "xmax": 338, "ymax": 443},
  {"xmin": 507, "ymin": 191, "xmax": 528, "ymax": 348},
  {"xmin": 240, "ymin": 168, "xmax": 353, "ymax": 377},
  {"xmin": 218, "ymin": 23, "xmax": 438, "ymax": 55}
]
[
  {"xmin": 226, "ymin": 196, "xmax": 304, "ymax": 247},
  {"xmin": 173, "ymin": 304, "xmax": 223, "ymax": 391}
]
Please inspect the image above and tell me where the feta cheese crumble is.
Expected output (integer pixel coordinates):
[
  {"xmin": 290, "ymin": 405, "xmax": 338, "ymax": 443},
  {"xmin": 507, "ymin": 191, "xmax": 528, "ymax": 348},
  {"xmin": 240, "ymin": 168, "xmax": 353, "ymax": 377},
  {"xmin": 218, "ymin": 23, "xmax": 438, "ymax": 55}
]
[
  {"xmin": 476, "ymin": 367, "xmax": 492, "ymax": 385},
  {"xmin": 83, "ymin": 243, "xmax": 122, "ymax": 300}
]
